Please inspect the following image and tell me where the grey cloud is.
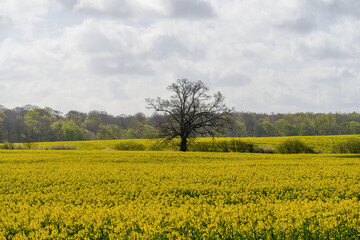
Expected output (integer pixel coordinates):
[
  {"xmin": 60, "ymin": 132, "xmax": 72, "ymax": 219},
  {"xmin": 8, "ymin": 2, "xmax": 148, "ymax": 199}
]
[
  {"xmin": 313, "ymin": 0, "xmax": 360, "ymax": 19},
  {"xmin": 167, "ymin": 0, "xmax": 215, "ymax": 19},
  {"xmin": 56, "ymin": 0, "xmax": 78, "ymax": 9},
  {"xmin": 275, "ymin": 0, "xmax": 360, "ymax": 34},
  {"xmin": 149, "ymin": 35, "xmax": 205, "ymax": 60},
  {"xmin": 277, "ymin": 15, "xmax": 316, "ymax": 33},
  {"xmin": 61, "ymin": 19, "xmax": 154, "ymax": 76},
  {"xmin": 340, "ymin": 69, "xmax": 357, "ymax": 79},
  {"xmin": 107, "ymin": 80, "xmax": 130, "ymax": 99},
  {"xmin": 73, "ymin": 0, "xmax": 215, "ymax": 19},
  {"xmin": 88, "ymin": 55, "xmax": 153, "ymax": 76},
  {"xmin": 312, "ymin": 68, "xmax": 356, "ymax": 87},
  {"xmin": 0, "ymin": 16, "xmax": 12, "ymax": 41},
  {"xmin": 167, "ymin": 65, "xmax": 212, "ymax": 85},
  {"xmin": 312, "ymin": 76, "xmax": 345, "ymax": 88},
  {"xmin": 150, "ymin": 35, "xmax": 187, "ymax": 59},
  {"xmin": 216, "ymin": 71, "xmax": 252, "ymax": 87},
  {"xmin": 276, "ymin": 92, "xmax": 306, "ymax": 109},
  {"xmin": 75, "ymin": 0, "xmax": 133, "ymax": 18},
  {"xmin": 315, "ymin": 47, "xmax": 352, "ymax": 60},
  {"xmin": 0, "ymin": 15, "xmax": 12, "ymax": 30},
  {"xmin": 270, "ymin": 1, "xmax": 317, "ymax": 33},
  {"xmin": 75, "ymin": 30, "xmax": 117, "ymax": 54},
  {"xmin": 299, "ymin": 41, "xmax": 352, "ymax": 60}
]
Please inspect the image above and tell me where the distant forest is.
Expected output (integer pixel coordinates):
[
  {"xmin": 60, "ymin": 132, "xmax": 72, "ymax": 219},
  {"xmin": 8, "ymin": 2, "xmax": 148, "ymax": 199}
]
[{"xmin": 1, "ymin": 105, "xmax": 360, "ymax": 143}]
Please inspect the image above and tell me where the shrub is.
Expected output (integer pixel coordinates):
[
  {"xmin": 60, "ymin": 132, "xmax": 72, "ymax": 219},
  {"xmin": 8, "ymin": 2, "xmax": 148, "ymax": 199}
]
[
  {"xmin": 114, "ymin": 142, "xmax": 146, "ymax": 151},
  {"xmin": 276, "ymin": 139, "xmax": 315, "ymax": 154},
  {"xmin": 147, "ymin": 142, "xmax": 167, "ymax": 151},
  {"xmin": 13, "ymin": 144, "xmax": 26, "ymax": 150},
  {"xmin": 227, "ymin": 139, "xmax": 254, "ymax": 152},
  {"xmin": 215, "ymin": 140, "xmax": 231, "ymax": 152},
  {"xmin": 254, "ymin": 146, "xmax": 275, "ymax": 154},
  {"xmin": 46, "ymin": 145, "xmax": 80, "ymax": 150},
  {"xmin": 23, "ymin": 141, "xmax": 37, "ymax": 149},
  {"xmin": 189, "ymin": 139, "xmax": 254, "ymax": 153},
  {"xmin": 333, "ymin": 138, "xmax": 360, "ymax": 153},
  {"xmin": 0, "ymin": 142, "xmax": 15, "ymax": 149},
  {"xmin": 0, "ymin": 142, "xmax": 25, "ymax": 149},
  {"xmin": 189, "ymin": 141, "xmax": 217, "ymax": 152}
]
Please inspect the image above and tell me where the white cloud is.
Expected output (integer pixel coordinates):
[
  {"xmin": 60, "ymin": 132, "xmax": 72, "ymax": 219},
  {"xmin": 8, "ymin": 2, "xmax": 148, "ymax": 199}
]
[{"xmin": 0, "ymin": 0, "xmax": 360, "ymax": 114}]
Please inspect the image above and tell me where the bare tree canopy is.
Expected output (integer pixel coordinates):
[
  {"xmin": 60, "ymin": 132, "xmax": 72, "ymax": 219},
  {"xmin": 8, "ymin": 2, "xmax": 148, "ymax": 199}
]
[{"xmin": 146, "ymin": 79, "xmax": 232, "ymax": 151}]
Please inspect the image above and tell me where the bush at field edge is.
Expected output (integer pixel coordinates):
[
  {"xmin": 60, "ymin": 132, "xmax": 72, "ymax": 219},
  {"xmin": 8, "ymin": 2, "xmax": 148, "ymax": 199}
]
[
  {"xmin": 114, "ymin": 142, "xmax": 146, "ymax": 151},
  {"xmin": 189, "ymin": 139, "xmax": 255, "ymax": 153},
  {"xmin": 333, "ymin": 138, "xmax": 360, "ymax": 153},
  {"xmin": 276, "ymin": 139, "xmax": 315, "ymax": 154}
]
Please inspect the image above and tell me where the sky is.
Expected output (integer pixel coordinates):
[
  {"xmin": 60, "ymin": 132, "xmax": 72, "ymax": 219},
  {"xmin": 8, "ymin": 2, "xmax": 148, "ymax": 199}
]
[{"xmin": 0, "ymin": 0, "xmax": 360, "ymax": 115}]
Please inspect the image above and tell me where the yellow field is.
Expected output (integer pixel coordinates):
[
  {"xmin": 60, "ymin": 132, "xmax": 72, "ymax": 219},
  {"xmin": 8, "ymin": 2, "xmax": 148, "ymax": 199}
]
[
  {"xmin": 1, "ymin": 150, "xmax": 360, "ymax": 239},
  {"xmin": 27, "ymin": 134, "xmax": 360, "ymax": 153}
]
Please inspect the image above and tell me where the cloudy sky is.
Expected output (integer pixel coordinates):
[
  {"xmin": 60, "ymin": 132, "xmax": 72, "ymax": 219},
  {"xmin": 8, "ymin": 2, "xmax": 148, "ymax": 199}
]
[{"xmin": 0, "ymin": 0, "xmax": 360, "ymax": 115}]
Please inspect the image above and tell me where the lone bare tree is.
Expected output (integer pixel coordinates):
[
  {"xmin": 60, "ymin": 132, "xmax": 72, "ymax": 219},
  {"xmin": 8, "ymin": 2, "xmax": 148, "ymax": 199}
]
[{"xmin": 146, "ymin": 79, "xmax": 232, "ymax": 151}]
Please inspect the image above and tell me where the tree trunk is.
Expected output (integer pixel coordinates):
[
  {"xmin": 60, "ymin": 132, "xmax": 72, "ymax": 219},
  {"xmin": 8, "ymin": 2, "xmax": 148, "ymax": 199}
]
[{"xmin": 180, "ymin": 137, "xmax": 187, "ymax": 151}]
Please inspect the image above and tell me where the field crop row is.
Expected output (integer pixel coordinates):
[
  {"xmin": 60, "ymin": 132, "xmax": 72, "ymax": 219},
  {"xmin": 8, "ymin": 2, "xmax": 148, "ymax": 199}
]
[{"xmin": 1, "ymin": 150, "xmax": 360, "ymax": 239}]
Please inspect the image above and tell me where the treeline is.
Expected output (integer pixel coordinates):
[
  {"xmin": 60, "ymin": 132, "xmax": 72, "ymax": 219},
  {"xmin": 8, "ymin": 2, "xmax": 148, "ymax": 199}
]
[
  {"xmin": 228, "ymin": 112, "xmax": 360, "ymax": 137},
  {"xmin": 0, "ymin": 105, "xmax": 157, "ymax": 143},
  {"xmin": 1, "ymin": 105, "xmax": 360, "ymax": 143}
]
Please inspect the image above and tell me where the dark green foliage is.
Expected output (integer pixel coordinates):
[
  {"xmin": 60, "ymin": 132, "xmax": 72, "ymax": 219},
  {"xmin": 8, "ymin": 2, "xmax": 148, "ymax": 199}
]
[
  {"xmin": 0, "ymin": 142, "xmax": 25, "ymax": 149},
  {"xmin": 333, "ymin": 138, "xmax": 360, "ymax": 153},
  {"xmin": 253, "ymin": 146, "xmax": 275, "ymax": 154},
  {"xmin": 225, "ymin": 139, "xmax": 254, "ymax": 152},
  {"xmin": 48, "ymin": 145, "xmax": 80, "ymax": 150},
  {"xmin": 114, "ymin": 142, "xmax": 146, "ymax": 151},
  {"xmin": 0, "ymin": 142, "xmax": 15, "ymax": 149},
  {"xmin": 146, "ymin": 142, "xmax": 168, "ymax": 151},
  {"xmin": 189, "ymin": 141, "xmax": 217, "ymax": 152},
  {"xmin": 254, "ymin": 120, "xmax": 276, "ymax": 137},
  {"xmin": 43, "ymin": 145, "xmax": 80, "ymax": 150},
  {"xmin": 276, "ymin": 139, "xmax": 315, "ymax": 154},
  {"xmin": 23, "ymin": 141, "xmax": 37, "ymax": 149},
  {"xmin": 0, "ymin": 105, "xmax": 159, "ymax": 143},
  {"xmin": 189, "ymin": 139, "xmax": 254, "ymax": 153}
]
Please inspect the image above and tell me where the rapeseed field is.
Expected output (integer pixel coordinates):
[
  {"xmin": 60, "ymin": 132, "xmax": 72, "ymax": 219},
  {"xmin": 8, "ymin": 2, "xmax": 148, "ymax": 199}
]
[{"xmin": 1, "ymin": 150, "xmax": 360, "ymax": 239}]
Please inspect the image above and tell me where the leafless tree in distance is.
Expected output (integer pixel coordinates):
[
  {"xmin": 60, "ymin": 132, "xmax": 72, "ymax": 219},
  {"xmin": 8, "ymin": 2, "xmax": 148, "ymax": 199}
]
[{"xmin": 146, "ymin": 79, "xmax": 232, "ymax": 151}]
